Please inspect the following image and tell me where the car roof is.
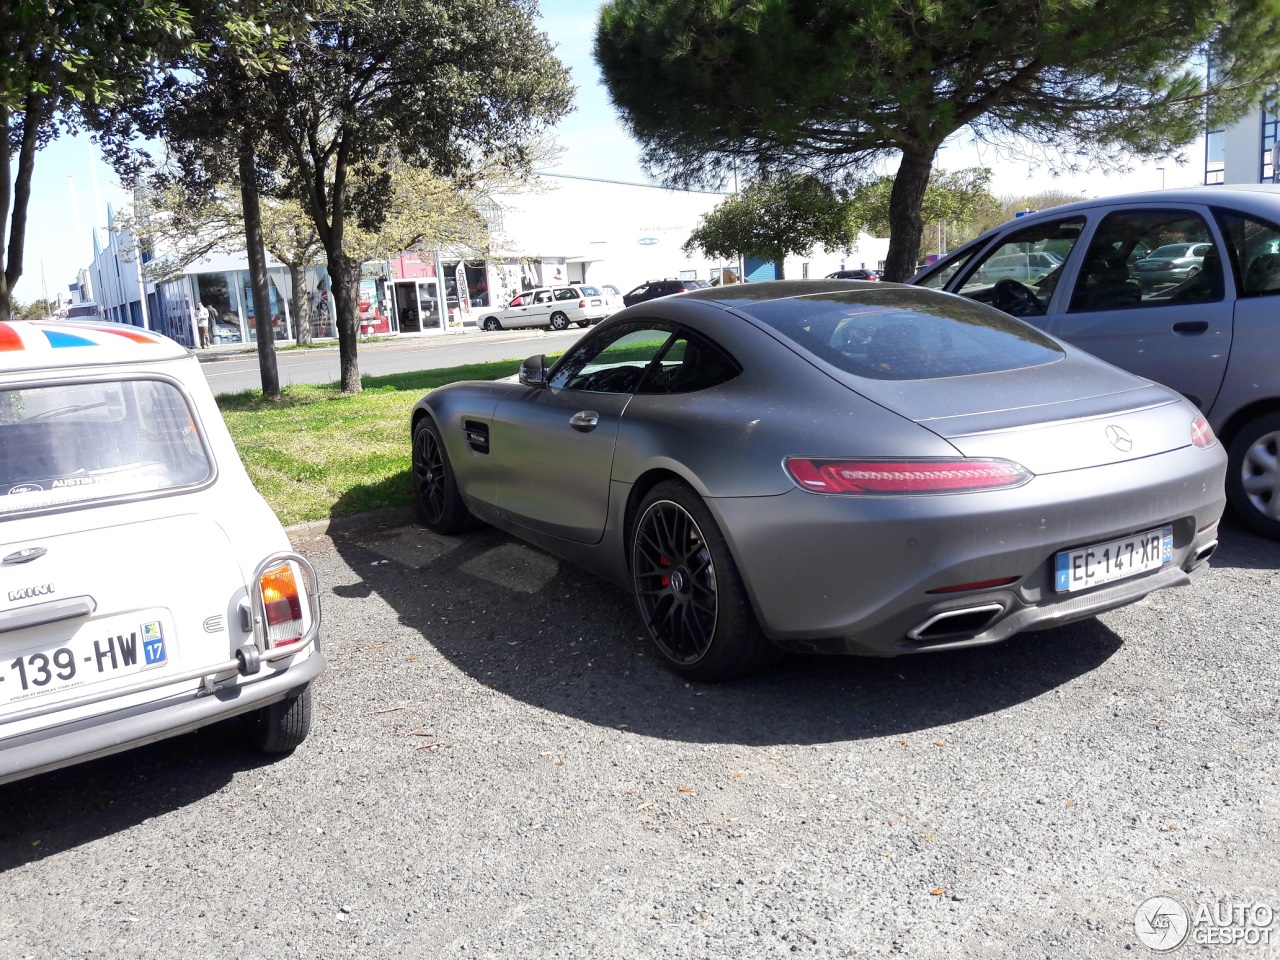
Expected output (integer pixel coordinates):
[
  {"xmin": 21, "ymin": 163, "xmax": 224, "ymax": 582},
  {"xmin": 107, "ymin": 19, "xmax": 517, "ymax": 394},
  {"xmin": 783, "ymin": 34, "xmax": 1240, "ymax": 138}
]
[{"xmin": 0, "ymin": 320, "xmax": 188, "ymax": 373}]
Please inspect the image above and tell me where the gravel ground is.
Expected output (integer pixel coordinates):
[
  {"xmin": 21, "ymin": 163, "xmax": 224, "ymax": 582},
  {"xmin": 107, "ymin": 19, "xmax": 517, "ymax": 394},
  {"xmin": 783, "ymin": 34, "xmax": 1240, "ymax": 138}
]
[{"xmin": 1, "ymin": 516, "xmax": 1277, "ymax": 959}]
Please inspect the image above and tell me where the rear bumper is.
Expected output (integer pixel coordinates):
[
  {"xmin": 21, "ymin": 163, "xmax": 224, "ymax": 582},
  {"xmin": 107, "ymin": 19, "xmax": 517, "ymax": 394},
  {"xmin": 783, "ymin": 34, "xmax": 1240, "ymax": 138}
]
[
  {"xmin": 709, "ymin": 444, "xmax": 1225, "ymax": 656},
  {"xmin": 0, "ymin": 649, "xmax": 326, "ymax": 785}
]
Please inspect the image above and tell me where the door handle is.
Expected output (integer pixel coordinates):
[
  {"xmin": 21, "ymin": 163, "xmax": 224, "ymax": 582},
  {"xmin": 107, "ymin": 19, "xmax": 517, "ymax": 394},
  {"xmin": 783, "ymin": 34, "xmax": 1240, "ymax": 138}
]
[
  {"xmin": 1172, "ymin": 320, "xmax": 1209, "ymax": 334},
  {"xmin": 569, "ymin": 411, "xmax": 600, "ymax": 431}
]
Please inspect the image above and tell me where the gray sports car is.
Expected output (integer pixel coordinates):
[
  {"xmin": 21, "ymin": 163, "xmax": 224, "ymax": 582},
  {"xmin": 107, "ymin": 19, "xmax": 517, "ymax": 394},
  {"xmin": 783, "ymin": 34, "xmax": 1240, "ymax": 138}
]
[{"xmin": 410, "ymin": 281, "xmax": 1226, "ymax": 680}]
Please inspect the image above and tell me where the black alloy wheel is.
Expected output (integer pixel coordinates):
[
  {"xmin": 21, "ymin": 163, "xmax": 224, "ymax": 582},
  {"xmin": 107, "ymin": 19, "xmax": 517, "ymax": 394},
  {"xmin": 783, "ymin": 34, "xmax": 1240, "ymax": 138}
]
[
  {"xmin": 630, "ymin": 480, "xmax": 778, "ymax": 680},
  {"xmin": 412, "ymin": 418, "xmax": 479, "ymax": 534}
]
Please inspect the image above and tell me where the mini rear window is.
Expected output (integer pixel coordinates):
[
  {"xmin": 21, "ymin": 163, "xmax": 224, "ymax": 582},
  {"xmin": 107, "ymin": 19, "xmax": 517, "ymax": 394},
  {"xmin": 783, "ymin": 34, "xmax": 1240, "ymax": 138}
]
[
  {"xmin": 579, "ymin": 286, "xmax": 601, "ymax": 296},
  {"xmin": 740, "ymin": 288, "xmax": 1063, "ymax": 380},
  {"xmin": 0, "ymin": 378, "xmax": 211, "ymax": 515}
]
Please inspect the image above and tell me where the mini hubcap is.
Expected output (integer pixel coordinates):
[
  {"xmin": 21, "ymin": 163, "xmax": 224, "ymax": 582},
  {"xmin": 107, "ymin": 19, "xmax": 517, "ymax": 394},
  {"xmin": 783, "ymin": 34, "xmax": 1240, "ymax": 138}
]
[{"xmin": 1242, "ymin": 428, "xmax": 1280, "ymax": 520}]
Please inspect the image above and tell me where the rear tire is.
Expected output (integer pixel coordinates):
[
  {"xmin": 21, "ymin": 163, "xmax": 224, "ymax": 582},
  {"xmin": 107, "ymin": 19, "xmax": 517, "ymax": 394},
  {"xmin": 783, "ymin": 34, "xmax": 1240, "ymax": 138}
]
[
  {"xmin": 412, "ymin": 417, "xmax": 481, "ymax": 534},
  {"xmin": 483, "ymin": 317, "xmax": 502, "ymax": 332},
  {"xmin": 630, "ymin": 480, "xmax": 780, "ymax": 681},
  {"xmin": 247, "ymin": 683, "xmax": 313, "ymax": 754},
  {"xmin": 549, "ymin": 312, "xmax": 570, "ymax": 331},
  {"xmin": 1226, "ymin": 412, "xmax": 1280, "ymax": 539}
]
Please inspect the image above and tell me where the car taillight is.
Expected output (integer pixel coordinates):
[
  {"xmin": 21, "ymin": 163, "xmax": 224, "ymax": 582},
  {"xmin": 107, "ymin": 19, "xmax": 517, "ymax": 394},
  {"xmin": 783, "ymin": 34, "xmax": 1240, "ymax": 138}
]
[
  {"xmin": 259, "ymin": 562, "xmax": 304, "ymax": 646},
  {"xmin": 1191, "ymin": 414, "xmax": 1216, "ymax": 448},
  {"xmin": 578, "ymin": 299, "xmax": 586, "ymax": 308},
  {"xmin": 785, "ymin": 458, "xmax": 1032, "ymax": 495}
]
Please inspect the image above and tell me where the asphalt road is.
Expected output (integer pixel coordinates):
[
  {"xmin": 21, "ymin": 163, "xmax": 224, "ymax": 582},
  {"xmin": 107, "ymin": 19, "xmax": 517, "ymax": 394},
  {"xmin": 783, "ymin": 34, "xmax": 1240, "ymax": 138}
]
[
  {"xmin": 1, "ymin": 515, "xmax": 1277, "ymax": 958},
  {"xmin": 200, "ymin": 328, "xmax": 587, "ymax": 395}
]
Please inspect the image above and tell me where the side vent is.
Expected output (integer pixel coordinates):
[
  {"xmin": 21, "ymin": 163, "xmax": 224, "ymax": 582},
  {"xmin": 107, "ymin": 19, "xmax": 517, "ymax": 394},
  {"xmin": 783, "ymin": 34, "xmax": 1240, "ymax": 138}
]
[{"xmin": 463, "ymin": 421, "xmax": 490, "ymax": 454}]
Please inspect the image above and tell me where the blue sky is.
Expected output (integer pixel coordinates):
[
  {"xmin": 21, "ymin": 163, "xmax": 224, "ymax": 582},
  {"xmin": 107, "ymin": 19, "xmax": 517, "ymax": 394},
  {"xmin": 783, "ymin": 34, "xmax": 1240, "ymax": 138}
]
[{"xmin": 10, "ymin": 0, "xmax": 1202, "ymax": 304}]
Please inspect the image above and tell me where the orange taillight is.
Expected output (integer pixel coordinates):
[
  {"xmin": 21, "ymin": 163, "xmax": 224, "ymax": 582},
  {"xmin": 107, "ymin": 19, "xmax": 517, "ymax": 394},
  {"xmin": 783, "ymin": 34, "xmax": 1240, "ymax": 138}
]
[{"xmin": 259, "ymin": 562, "xmax": 303, "ymax": 647}]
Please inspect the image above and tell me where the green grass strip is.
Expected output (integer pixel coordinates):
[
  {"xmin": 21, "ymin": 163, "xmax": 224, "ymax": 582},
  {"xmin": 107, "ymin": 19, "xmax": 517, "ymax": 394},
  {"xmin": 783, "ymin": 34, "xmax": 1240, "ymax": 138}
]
[{"xmin": 218, "ymin": 358, "xmax": 527, "ymax": 526}]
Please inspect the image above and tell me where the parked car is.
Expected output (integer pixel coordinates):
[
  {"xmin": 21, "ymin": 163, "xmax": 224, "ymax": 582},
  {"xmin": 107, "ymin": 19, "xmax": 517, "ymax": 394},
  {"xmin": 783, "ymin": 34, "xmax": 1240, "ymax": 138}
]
[
  {"xmin": 479, "ymin": 285, "xmax": 614, "ymax": 331},
  {"xmin": 0, "ymin": 320, "xmax": 324, "ymax": 785},
  {"xmin": 622, "ymin": 278, "xmax": 703, "ymax": 307},
  {"xmin": 972, "ymin": 251, "xmax": 1064, "ymax": 283},
  {"xmin": 62, "ymin": 302, "xmax": 103, "ymax": 321},
  {"xmin": 825, "ymin": 269, "xmax": 881, "ymax": 281},
  {"xmin": 1131, "ymin": 241, "xmax": 1213, "ymax": 290},
  {"xmin": 410, "ymin": 281, "xmax": 1224, "ymax": 680},
  {"xmin": 908, "ymin": 184, "xmax": 1280, "ymax": 538}
]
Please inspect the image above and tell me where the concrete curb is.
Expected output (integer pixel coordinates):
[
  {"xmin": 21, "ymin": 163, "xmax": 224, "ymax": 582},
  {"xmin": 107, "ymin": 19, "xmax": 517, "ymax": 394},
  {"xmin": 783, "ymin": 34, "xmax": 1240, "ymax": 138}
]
[{"xmin": 285, "ymin": 506, "xmax": 416, "ymax": 540}]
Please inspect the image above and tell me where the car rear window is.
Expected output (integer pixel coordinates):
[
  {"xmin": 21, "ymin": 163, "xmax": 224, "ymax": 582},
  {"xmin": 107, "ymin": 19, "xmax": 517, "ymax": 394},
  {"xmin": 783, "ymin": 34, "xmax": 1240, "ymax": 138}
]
[
  {"xmin": 579, "ymin": 286, "xmax": 601, "ymax": 296},
  {"xmin": 0, "ymin": 378, "xmax": 211, "ymax": 515},
  {"xmin": 739, "ymin": 288, "xmax": 1064, "ymax": 380}
]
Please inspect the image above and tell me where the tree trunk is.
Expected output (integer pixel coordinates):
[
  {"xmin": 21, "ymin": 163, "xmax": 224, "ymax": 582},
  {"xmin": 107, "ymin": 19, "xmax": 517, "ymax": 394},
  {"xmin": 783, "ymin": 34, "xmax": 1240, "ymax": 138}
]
[
  {"xmin": 0, "ymin": 98, "xmax": 44, "ymax": 324},
  {"xmin": 238, "ymin": 139, "xmax": 280, "ymax": 399},
  {"xmin": 328, "ymin": 251, "xmax": 362, "ymax": 393},
  {"xmin": 882, "ymin": 145, "xmax": 938, "ymax": 283},
  {"xmin": 290, "ymin": 261, "xmax": 312, "ymax": 345}
]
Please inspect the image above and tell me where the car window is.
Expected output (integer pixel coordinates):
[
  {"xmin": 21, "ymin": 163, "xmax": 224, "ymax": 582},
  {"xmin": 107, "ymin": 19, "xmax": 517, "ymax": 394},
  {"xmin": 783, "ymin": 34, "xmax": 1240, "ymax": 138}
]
[
  {"xmin": 508, "ymin": 294, "xmax": 525, "ymax": 307},
  {"xmin": 957, "ymin": 218, "xmax": 1085, "ymax": 315},
  {"xmin": 636, "ymin": 332, "xmax": 741, "ymax": 394},
  {"xmin": 579, "ymin": 286, "xmax": 602, "ymax": 296},
  {"xmin": 548, "ymin": 323, "xmax": 676, "ymax": 393},
  {"xmin": 625, "ymin": 285, "xmax": 648, "ymax": 299},
  {"xmin": 915, "ymin": 241, "xmax": 983, "ymax": 289},
  {"xmin": 533, "ymin": 290, "xmax": 553, "ymax": 304},
  {"xmin": 553, "ymin": 287, "xmax": 578, "ymax": 301},
  {"xmin": 1213, "ymin": 207, "xmax": 1280, "ymax": 297},
  {"xmin": 738, "ymin": 288, "xmax": 1063, "ymax": 381},
  {"xmin": 0, "ymin": 378, "xmax": 211, "ymax": 515},
  {"xmin": 1068, "ymin": 210, "xmax": 1223, "ymax": 313}
]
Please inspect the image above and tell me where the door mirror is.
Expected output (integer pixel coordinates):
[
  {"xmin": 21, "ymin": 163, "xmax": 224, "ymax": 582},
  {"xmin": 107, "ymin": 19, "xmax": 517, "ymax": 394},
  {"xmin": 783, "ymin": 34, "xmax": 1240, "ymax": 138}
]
[{"xmin": 519, "ymin": 354, "xmax": 547, "ymax": 387}]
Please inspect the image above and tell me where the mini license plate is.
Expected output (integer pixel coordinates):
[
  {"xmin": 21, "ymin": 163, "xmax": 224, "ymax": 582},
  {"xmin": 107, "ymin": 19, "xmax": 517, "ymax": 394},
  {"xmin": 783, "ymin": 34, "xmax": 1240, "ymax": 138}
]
[
  {"xmin": 1, "ymin": 616, "xmax": 169, "ymax": 709},
  {"xmin": 1055, "ymin": 525, "xmax": 1173, "ymax": 593}
]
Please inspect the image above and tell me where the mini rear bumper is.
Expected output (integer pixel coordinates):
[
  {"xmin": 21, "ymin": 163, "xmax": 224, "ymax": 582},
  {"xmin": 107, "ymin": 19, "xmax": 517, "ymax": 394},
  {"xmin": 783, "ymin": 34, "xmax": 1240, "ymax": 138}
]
[
  {"xmin": 710, "ymin": 444, "xmax": 1225, "ymax": 657},
  {"xmin": 0, "ymin": 648, "xmax": 326, "ymax": 785}
]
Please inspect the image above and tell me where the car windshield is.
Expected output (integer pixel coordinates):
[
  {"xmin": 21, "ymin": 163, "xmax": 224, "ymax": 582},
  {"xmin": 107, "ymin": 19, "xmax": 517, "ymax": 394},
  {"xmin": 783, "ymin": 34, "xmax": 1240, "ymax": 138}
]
[
  {"xmin": 0, "ymin": 378, "xmax": 211, "ymax": 515},
  {"xmin": 739, "ymin": 288, "xmax": 1064, "ymax": 380}
]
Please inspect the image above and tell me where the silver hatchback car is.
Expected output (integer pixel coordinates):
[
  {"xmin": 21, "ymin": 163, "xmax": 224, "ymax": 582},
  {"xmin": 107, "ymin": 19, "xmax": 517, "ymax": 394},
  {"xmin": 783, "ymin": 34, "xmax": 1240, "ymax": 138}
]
[{"xmin": 911, "ymin": 185, "xmax": 1280, "ymax": 539}]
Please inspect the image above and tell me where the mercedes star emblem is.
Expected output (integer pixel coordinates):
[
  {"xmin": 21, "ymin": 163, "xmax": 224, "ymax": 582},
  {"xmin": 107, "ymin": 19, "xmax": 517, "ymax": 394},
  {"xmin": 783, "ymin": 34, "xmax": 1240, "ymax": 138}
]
[{"xmin": 1106, "ymin": 424, "xmax": 1134, "ymax": 452}]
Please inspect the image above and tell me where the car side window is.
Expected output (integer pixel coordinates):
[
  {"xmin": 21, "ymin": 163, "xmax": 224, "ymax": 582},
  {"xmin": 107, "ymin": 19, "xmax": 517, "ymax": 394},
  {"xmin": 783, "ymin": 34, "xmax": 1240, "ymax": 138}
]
[
  {"xmin": 626, "ymin": 285, "xmax": 648, "ymax": 300},
  {"xmin": 957, "ymin": 217, "xmax": 1085, "ymax": 317},
  {"xmin": 549, "ymin": 324, "xmax": 676, "ymax": 393},
  {"xmin": 553, "ymin": 287, "xmax": 577, "ymax": 301},
  {"xmin": 915, "ymin": 242, "xmax": 982, "ymax": 289},
  {"xmin": 508, "ymin": 294, "xmax": 525, "ymax": 307},
  {"xmin": 636, "ymin": 332, "xmax": 741, "ymax": 394},
  {"xmin": 1213, "ymin": 207, "xmax": 1280, "ymax": 297},
  {"xmin": 533, "ymin": 290, "xmax": 553, "ymax": 305},
  {"xmin": 1068, "ymin": 210, "xmax": 1223, "ymax": 313}
]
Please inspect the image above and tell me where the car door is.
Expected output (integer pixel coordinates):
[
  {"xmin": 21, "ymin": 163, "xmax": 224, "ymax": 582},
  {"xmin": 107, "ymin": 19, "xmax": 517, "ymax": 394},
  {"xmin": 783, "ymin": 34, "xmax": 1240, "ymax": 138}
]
[
  {"xmin": 490, "ymin": 323, "xmax": 677, "ymax": 544},
  {"xmin": 1045, "ymin": 207, "xmax": 1234, "ymax": 412}
]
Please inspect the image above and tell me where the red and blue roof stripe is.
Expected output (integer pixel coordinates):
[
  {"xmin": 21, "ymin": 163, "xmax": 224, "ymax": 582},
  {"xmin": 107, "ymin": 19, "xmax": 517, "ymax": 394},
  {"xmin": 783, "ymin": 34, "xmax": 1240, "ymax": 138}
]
[{"xmin": 0, "ymin": 320, "xmax": 164, "ymax": 351}]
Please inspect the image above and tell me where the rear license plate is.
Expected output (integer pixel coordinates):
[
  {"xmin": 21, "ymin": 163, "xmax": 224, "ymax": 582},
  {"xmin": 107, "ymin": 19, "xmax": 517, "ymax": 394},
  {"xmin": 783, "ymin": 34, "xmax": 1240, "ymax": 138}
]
[
  {"xmin": 1, "ymin": 616, "xmax": 169, "ymax": 709},
  {"xmin": 1055, "ymin": 526, "xmax": 1172, "ymax": 593}
]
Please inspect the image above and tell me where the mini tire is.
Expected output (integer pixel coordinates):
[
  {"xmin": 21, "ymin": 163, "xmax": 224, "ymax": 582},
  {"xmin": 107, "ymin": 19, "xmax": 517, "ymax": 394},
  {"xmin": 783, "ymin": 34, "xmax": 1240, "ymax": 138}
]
[
  {"xmin": 549, "ymin": 312, "xmax": 570, "ymax": 331},
  {"xmin": 412, "ymin": 417, "xmax": 481, "ymax": 534},
  {"xmin": 483, "ymin": 317, "xmax": 502, "ymax": 332},
  {"xmin": 1226, "ymin": 411, "xmax": 1280, "ymax": 539},
  {"xmin": 247, "ymin": 682, "xmax": 313, "ymax": 754},
  {"xmin": 630, "ymin": 480, "xmax": 780, "ymax": 681}
]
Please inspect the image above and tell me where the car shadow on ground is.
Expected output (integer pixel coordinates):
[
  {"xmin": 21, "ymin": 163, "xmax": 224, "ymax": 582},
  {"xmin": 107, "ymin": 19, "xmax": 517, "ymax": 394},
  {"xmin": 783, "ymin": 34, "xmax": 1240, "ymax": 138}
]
[
  {"xmin": 1206, "ymin": 514, "xmax": 1280, "ymax": 571},
  {"xmin": 332, "ymin": 522, "xmax": 1128, "ymax": 749},
  {"xmin": 0, "ymin": 718, "xmax": 276, "ymax": 873}
]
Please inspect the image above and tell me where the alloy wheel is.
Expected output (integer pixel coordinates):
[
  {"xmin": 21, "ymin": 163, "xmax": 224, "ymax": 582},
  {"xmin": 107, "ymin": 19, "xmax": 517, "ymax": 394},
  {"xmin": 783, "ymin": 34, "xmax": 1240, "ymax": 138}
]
[
  {"xmin": 1241, "ymin": 427, "xmax": 1280, "ymax": 520},
  {"xmin": 413, "ymin": 426, "xmax": 446, "ymax": 525},
  {"xmin": 633, "ymin": 499, "xmax": 719, "ymax": 664}
]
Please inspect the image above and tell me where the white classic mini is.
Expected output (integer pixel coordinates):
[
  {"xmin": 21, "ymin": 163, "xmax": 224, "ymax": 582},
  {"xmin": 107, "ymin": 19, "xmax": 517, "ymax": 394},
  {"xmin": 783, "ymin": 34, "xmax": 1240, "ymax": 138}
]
[{"xmin": 0, "ymin": 320, "xmax": 324, "ymax": 784}]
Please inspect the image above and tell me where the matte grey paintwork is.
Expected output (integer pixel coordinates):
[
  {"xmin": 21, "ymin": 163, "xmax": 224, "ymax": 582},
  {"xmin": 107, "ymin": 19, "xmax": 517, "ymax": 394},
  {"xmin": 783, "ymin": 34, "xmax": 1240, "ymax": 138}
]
[
  {"xmin": 910, "ymin": 184, "xmax": 1280, "ymax": 443},
  {"xmin": 413, "ymin": 282, "xmax": 1226, "ymax": 656}
]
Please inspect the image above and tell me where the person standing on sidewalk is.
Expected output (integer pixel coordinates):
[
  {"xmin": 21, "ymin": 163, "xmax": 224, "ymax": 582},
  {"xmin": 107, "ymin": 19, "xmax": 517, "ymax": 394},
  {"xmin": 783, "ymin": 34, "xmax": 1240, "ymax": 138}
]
[{"xmin": 195, "ymin": 301, "xmax": 211, "ymax": 348}]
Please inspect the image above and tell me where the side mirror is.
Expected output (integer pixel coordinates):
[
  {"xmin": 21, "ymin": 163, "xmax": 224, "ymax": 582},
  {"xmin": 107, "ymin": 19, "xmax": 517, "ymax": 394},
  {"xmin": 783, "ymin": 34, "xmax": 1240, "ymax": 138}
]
[{"xmin": 518, "ymin": 354, "xmax": 548, "ymax": 387}]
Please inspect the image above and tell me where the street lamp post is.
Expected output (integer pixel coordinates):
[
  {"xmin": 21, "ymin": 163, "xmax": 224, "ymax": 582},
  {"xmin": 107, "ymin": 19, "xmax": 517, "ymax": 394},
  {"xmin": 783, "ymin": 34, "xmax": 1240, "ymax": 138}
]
[{"xmin": 1156, "ymin": 166, "xmax": 1166, "ymax": 190}]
